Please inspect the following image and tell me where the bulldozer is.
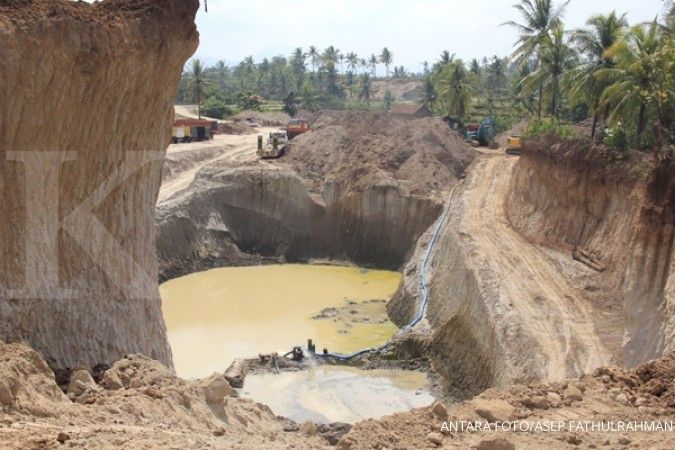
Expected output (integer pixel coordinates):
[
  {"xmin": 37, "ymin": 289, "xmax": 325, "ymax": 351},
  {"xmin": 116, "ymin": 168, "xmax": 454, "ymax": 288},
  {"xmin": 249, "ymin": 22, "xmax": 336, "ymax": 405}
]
[{"xmin": 257, "ymin": 130, "xmax": 288, "ymax": 159}]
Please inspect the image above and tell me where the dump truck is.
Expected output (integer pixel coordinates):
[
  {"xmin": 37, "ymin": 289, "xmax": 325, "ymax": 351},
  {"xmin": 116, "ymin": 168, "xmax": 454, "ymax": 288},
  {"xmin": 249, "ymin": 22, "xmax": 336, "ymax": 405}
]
[
  {"xmin": 257, "ymin": 130, "xmax": 288, "ymax": 159},
  {"xmin": 173, "ymin": 119, "xmax": 214, "ymax": 143},
  {"xmin": 286, "ymin": 118, "xmax": 310, "ymax": 139}
]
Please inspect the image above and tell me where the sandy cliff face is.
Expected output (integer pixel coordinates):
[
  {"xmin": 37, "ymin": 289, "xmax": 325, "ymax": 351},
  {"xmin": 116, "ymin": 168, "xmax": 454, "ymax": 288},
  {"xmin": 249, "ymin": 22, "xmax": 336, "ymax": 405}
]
[
  {"xmin": 507, "ymin": 138, "xmax": 674, "ymax": 367},
  {"xmin": 156, "ymin": 164, "xmax": 442, "ymax": 280},
  {"xmin": 0, "ymin": 0, "xmax": 199, "ymax": 371}
]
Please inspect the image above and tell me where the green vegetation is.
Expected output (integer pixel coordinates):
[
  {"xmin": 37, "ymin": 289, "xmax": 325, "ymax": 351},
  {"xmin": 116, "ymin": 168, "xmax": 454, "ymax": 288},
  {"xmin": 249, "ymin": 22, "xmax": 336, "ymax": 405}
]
[
  {"xmin": 177, "ymin": 0, "xmax": 673, "ymax": 152},
  {"xmin": 523, "ymin": 118, "xmax": 575, "ymax": 139}
]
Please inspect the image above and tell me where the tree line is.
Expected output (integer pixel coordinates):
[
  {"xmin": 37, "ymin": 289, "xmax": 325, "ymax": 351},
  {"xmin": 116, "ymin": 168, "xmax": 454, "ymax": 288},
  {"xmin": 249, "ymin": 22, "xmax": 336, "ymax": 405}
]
[
  {"xmin": 428, "ymin": 0, "xmax": 673, "ymax": 149},
  {"xmin": 176, "ymin": 46, "xmax": 405, "ymax": 117},
  {"xmin": 178, "ymin": 0, "xmax": 673, "ymax": 150}
]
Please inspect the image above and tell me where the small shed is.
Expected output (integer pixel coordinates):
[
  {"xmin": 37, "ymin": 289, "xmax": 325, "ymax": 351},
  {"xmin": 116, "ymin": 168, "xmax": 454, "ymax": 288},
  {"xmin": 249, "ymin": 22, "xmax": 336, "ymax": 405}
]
[{"xmin": 390, "ymin": 103, "xmax": 432, "ymax": 119}]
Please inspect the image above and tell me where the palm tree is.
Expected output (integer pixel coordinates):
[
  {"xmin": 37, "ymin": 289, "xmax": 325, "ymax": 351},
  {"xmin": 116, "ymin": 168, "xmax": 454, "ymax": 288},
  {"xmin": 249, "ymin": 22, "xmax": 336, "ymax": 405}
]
[
  {"xmin": 360, "ymin": 58, "xmax": 368, "ymax": 75},
  {"xmin": 215, "ymin": 60, "xmax": 228, "ymax": 91},
  {"xmin": 323, "ymin": 46, "xmax": 339, "ymax": 66},
  {"xmin": 438, "ymin": 60, "xmax": 474, "ymax": 117},
  {"xmin": 567, "ymin": 11, "xmax": 628, "ymax": 138},
  {"xmin": 503, "ymin": 0, "xmax": 570, "ymax": 117},
  {"xmin": 379, "ymin": 47, "xmax": 393, "ymax": 77},
  {"xmin": 308, "ymin": 46, "xmax": 318, "ymax": 73},
  {"xmin": 298, "ymin": 81, "xmax": 321, "ymax": 111},
  {"xmin": 187, "ymin": 58, "xmax": 208, "ymax": 119},
  {"xmin": 469, "ymin": 58, "xmax": 481, "ymax": 76},
  {"xmin": 521, "ymin": 25, "xmax": 576, "ymax": 121},
  {"xmin": 369, "ymin": 54, "xmax": 378, "ymax": 77},
  {"xmin": 346, "ymin": 52, "xmax": 359, "ymax": 73},
  {"xmin": 597, "ymin": 20, "xmax": 672, "ymax": 142},
  {"xmin": 359, "ymin": 73, "xmax": 372, "ymax": 104},
  {"xmin": 421, "ymin": 76, "xmax": 437, "ymax": 111}
]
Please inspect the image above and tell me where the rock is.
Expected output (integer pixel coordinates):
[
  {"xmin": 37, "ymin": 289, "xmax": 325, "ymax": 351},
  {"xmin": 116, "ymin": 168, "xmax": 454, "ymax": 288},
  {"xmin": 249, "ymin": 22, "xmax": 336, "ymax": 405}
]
[
  {"xmin": 635, "ymin": 396, "xmax": 647, "ymax": 406},
  {"xmin": 129, "ymin": 377, "xmax": 143, "ymax": 389},
  {"xmin": 562, "ymin": 385, "xmax": 583, "ymax": 402},
  {"xmin": 200, "ymin": 375, "xmax": 234, "ymax": 404},
  {"xmin": 432, "ymin": 402, "xmax": 449, "ymax": 420},
  {"xmin": 67, "ymin": 369, "xmax": 95, "ymax": 397},
  {"xmin": 143, "ymin": 387, "xmax": 163, "ymax": 399},
  {"xmin": 100, "ymin": 371, "xmax": 124, "ymax": 391},
  {"xmin": 476, "ymin": 437, "xmax": 515, "ymax": 450},
  {"xmin": 615, "ymin": 393, "xmax": 629, "ymax": 405},
  {"xmin": 212, "ymin": 427, "xmax": 226, "ymax": 437},
  {"xmin": 646, "ymin": 378, "xmax": 667, "ymax": 396},
  {"xmin": 546, "ymin": 391, "xmax": 561, "ymax": 406},
  {"xmin": 426, "ymin": 432, "xmax": 443, "ymax": 446},
  {"xmin": 617, "ymin": 436, "xmax": 630, "ymax": 445},
  {"xmin": 56, "ymin": 432, "xmax": 71, "ymax": 444},
  {"xmin": 337, "ymin": 437, "xmax": 356, "ymax": 450},
  {"xmin": 473, "ymin": 398, "xmax": 517, "ymax": 422},
  {"xmin": 522, "ymin": 395, "xmax": 550, "ymax": 409},
  {"xmin": 299, "ymin": 421, "xmax": 317, "ymax": 436},
  {"xmin": 0, "ymin": 379, "xmax": 14, "ymax": 406},
  {"xmin": 563, "ymin": 433, "xmax": 582, "ymax": 445}
]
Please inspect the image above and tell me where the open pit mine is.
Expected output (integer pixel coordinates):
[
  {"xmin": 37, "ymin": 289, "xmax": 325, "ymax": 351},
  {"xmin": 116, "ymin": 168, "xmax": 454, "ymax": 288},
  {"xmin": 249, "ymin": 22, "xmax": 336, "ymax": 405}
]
[{"xmin": 0, "ymin": 1, "xmax": 673, "ymax": 449}]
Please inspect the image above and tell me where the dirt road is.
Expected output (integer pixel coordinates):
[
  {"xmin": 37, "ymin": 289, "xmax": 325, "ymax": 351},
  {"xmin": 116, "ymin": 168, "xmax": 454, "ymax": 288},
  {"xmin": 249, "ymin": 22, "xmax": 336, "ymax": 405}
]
[
  {"xmin": 458, "ymin": 150, "xmax": 611, "ymax": 378},
  {"xmin": 158, "ymin": 130, "xmax": 275, "ymax": 205}
]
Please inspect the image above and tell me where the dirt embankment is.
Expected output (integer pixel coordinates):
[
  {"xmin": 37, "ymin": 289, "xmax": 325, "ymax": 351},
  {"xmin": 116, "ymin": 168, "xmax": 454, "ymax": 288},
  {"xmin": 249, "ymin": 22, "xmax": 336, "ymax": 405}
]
[
  {"xmin": 390, "ymin": 138, "xmax": 673, "ymax": 399},
  {"xmin": 156, "ymin": 110, "xmax": 476, "ymax": 280},
  {"xmin": 2, "ymin": 337, "xmax": 673, "ymax": 449},
  {"xmin": 0, "ymin": 0, "xmax": 199, "ymax": 371},
  {"xmin": 507, "ymin": 137, "xmax": 674, "ymax": 367}
]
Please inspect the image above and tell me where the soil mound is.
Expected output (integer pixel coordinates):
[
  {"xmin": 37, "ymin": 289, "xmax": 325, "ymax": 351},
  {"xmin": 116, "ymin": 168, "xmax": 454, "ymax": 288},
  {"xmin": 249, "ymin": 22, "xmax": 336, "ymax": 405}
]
[
  {"xmin": 232, "ymin": 110, "xmax": 290, "ymax": 126},
  {"xmin": 284, "ymin": 110, "xmax": 476, "ymax": 196}
]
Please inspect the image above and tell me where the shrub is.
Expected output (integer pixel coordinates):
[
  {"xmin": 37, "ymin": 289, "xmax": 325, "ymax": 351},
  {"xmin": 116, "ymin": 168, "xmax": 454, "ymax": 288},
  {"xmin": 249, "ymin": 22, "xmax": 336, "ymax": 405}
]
[
  {"xmin": 603, "ymin": 125, "xmax": 655, "ymax": 152},
  {"xmin": 524, "ymin": 118, "xmax": 574, "ymax": 139},
  {"xmin": 201, "ymin": 97, "xmax": 235, "ymax": 119}
]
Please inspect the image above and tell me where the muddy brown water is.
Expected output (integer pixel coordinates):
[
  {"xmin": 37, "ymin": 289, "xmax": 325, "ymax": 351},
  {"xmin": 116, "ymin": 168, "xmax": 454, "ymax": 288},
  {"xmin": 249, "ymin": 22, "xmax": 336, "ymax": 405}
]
[
  {"xmin": 241, "ymin": 366, "xmax": 434, "ymax": 424},
  {"xmin": 160, "ymin": 264, "xmax": 402, "ymax": 379}
]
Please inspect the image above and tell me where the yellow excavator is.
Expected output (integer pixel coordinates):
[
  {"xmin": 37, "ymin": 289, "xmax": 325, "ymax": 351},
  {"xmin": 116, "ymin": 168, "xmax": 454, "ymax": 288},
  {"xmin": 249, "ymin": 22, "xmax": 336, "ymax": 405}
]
[{"xmin": 506, "ymin": 135, "xmax": 522, "ymax": 155}]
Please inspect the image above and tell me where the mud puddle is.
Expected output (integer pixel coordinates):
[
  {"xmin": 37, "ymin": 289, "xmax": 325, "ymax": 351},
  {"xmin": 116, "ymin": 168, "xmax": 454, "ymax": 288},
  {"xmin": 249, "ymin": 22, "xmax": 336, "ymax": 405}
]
[
  {"xmin": 160, "ymin": 264, "xmax": 401, "ymax": 378},
  {"xmin": 241, "ymin": 366, "xmax": 434, "ymax": 423}
]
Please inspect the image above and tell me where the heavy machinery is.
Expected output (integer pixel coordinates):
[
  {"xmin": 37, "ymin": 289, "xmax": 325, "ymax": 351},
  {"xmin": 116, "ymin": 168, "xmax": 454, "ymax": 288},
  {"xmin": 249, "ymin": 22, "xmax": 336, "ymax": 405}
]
[
  {"xmin": 465, "ymin": 116, "xmax": 497, "ymax": 148},
  {"xmin": 286, "ymin": 118, "xmax": 310, "ymax": 139},
  {"xmin": 505, "ymin": 135, "xmax": 522, "ymax": 155},
  {"xmin": 257, "ymin": 130, "xmax": 288, "ymax": 159}
]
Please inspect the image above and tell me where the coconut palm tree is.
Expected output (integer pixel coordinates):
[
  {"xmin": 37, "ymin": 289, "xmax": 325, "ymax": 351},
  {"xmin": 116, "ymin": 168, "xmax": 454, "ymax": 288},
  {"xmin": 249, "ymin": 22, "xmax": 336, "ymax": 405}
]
[
  {"xmin": 359, "ymin": 73, "xmax": 372, "ymax": 104},
  {"xmin": 308, "ymin": 46, "xmax": 318, "ymax": 73},
  {"xmin": 346, "ymin": 52, "xmax": 359, "ymax": 73},
  {"xmin": 379, "ymin": 47, "xmax": 393, "ymax": 77},
  {"xmin": 567, "ymin": 11, "xmax": 628, "ymax": 138},
  {"xmin": 597, "ymin": 20, "xmax": 673, "ymax": 142},
  {"xmin": 503, "ymin": 0, "xmax": 570, "ymax": 117},
  {"xmin": 438, "ymin": 60, "xmax": 474, "ymax": 117},
  {"xmin": 298, "ymin": 81, "xmax": 321, "ymax": 111},
  {"xmin": 521, "ymin": 25, "xmax": 576, "ymax": 121},
  {"xmin": 369, "ymin": 54, "xmax": 378, "ymax": 77},
  {"xmin": 421, "ymin": 76, "xmax": 437, "ymax": 111},
  {"xmin": 187, "ymin": 58, "xmax": 208, "ymax": 119}
]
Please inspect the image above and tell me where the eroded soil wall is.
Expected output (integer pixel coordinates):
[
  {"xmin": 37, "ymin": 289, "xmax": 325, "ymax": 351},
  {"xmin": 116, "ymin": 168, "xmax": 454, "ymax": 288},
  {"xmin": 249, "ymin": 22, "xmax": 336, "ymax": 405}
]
[
  {"xmin": 507, "ymin": 138, "xmax": 674, "ymax": 366},
  {"xmin": 156, "ymin": 166, "xmax": 442, "ymax": 280},
  {"xmin": 0, "ymin": 0, "xmax": 199, "ymax": 371}
]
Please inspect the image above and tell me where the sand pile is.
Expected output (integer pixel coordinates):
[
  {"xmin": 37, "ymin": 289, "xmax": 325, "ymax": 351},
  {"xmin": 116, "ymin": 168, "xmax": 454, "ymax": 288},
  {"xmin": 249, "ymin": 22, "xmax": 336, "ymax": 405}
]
[{"xmin": 284, "ymin": 110, "xmax": 476, "ymax": 196}]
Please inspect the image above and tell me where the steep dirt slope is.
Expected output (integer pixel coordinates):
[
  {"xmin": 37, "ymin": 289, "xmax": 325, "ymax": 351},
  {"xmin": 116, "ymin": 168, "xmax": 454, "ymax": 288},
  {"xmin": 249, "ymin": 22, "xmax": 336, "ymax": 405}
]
[
  {"xmin": 0, "ymin": 0, "xmax": 199, "ymax": 371},
  {"xmin": 507, "ymin": 138, "xmax": 674, "ymax": 367}
]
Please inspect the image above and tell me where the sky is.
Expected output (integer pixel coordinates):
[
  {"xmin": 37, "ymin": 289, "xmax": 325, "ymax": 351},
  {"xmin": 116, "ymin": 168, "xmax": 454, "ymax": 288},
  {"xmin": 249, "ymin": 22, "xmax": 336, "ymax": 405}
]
[{"xmin": 194, "ymin": 0, "xmax": 668, "ymax": 72}]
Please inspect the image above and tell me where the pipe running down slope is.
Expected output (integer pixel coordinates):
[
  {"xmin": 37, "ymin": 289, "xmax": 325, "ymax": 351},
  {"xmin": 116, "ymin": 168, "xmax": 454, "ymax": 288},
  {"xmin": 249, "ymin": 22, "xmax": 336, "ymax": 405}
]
[{"xmin": 324, "ymin": 181, "xmax": 465, "ymax": 360}]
